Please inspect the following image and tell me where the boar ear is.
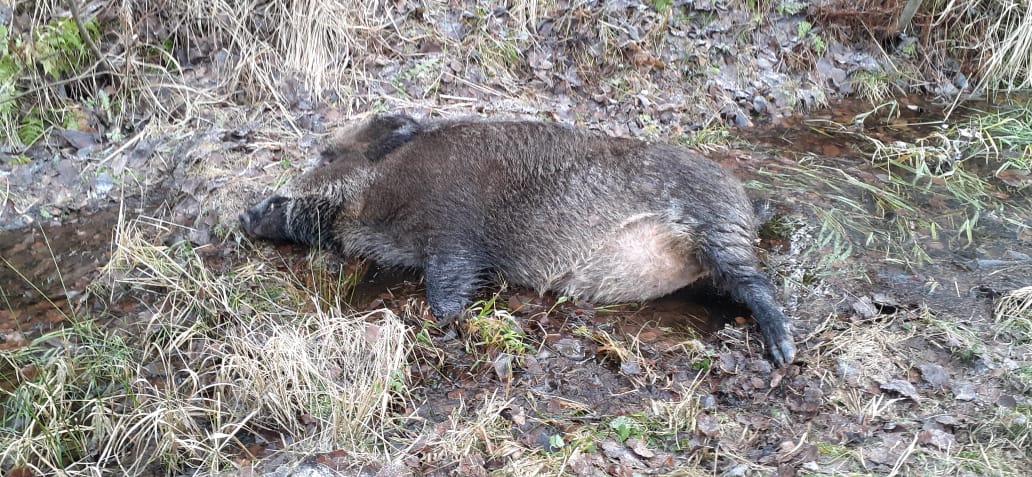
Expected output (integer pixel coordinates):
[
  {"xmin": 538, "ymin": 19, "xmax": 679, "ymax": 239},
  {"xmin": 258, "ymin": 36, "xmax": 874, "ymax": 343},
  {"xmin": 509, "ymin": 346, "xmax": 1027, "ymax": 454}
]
[
  {"xmin": 319, "ymin": 113, "xmax": 421, "ymax": 166},
  {"xmin": 364, "ymin": 114, "xmax": 421, "ymax": 161}
]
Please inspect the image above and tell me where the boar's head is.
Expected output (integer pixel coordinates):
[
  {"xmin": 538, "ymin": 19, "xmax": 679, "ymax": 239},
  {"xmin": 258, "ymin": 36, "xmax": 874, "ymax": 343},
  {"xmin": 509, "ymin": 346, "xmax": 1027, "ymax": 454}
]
[{"xmin": 239, "ymin": 114, "xmax": 421, "ymax": 245}]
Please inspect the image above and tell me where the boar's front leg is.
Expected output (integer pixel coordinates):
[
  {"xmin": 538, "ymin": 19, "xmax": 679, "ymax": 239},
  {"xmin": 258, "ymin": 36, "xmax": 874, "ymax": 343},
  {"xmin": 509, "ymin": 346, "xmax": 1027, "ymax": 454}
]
[{"xmin": 423, "ymin": 242, "xmax": 487, "ymax": 321}]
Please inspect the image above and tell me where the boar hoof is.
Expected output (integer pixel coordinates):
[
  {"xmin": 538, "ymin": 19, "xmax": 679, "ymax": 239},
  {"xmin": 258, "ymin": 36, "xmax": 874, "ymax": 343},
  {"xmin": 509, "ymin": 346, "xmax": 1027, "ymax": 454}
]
[{"xmin": 761, "ymin": 322, "xmax": 796, "ymax": 367}]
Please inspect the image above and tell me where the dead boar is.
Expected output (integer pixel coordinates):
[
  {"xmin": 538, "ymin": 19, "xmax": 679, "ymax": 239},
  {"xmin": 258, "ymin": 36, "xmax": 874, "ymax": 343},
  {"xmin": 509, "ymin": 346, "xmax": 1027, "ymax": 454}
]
[{"xmin": 239, "ymin": 114, "xmax": 797, "ymax": 366}]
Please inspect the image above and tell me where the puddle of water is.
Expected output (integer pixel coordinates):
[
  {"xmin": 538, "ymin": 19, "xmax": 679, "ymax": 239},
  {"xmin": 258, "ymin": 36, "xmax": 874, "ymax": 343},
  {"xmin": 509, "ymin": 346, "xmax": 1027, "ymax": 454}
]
[
  {"xmin": 0, "ymin": 213, "xmax": 108, "ymax": 361},
  {"xmin": 1, "ymin": 209, "xmax": 121, "ymax": 331},
  {"xmin": 736, "ymin": 96, "xmax": 1032, "ymax": 323}
]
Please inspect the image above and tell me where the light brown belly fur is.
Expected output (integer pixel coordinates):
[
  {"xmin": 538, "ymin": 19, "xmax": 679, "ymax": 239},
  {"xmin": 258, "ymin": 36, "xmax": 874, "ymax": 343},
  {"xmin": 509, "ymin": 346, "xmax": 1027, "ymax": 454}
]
[{"xmin": 552, "ymin": 214, "xmax": 706, "ymax": 303}]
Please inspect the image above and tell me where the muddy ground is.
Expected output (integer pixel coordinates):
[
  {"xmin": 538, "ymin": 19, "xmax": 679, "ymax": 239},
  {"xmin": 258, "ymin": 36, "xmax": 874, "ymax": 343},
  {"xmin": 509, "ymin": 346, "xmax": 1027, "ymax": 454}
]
[{"xmin": 2, "ymin": 1, "xmax": 1032, "ymax": 476}]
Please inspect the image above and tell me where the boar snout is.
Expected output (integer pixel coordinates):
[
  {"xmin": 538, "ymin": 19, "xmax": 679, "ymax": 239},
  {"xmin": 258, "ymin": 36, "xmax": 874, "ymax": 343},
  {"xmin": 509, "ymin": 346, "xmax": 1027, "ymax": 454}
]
[{"xmin": 240, "ymin": 195, "xmax": 290, "ymax": 241}]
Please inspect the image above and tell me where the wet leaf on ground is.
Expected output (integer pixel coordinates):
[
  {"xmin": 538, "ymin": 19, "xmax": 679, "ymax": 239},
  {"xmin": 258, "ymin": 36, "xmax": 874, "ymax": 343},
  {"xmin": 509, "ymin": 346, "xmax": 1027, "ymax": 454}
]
[
  {"xmin": 917, "ymin": 427, "xmax": 956, "ymax": 451},
  {"xmin": 880, "ymin": 378, "xmax": 921, "ymax": 402},
  {"xmin": 916, "ymin": 362, "xmax": 950, "ymax": 388},
  {"xmin": 696, "ymin": 412, "xmax": 720, "ymax": 438},
  {"xmin": 951, "ymin": 381, "xmax": 979, "ymax": 401},
  {"xmin": 599, "ymin": 438, "xmax": 646, "ymax": 469},
  {"xmin": 865, "ymin": 432, "xmax": 909, "ymax": 466}
]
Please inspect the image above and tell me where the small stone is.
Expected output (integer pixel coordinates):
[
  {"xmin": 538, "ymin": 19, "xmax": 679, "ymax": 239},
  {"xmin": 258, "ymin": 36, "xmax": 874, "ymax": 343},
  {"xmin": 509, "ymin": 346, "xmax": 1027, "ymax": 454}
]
[
  {"xmin": 95, "ymin": 172, "xmax": 114, "ymax": 195},
  {"xmin": 620, "ymin": 360, "xmax": 642, "ymax": 375},
  {"xmin": 752, "ymin": 95, "xmax": 769, "ymax": 115},
  {"xmin": 732, "ymin": 111, "xmax": 753, "ymax": 128}
]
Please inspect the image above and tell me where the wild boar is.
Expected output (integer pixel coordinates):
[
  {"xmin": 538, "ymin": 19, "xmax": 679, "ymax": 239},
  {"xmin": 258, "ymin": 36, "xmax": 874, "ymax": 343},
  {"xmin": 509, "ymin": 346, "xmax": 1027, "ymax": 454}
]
[{"xmin": 240, "ymin": 114, "xmax": 796, "ymax": 366}]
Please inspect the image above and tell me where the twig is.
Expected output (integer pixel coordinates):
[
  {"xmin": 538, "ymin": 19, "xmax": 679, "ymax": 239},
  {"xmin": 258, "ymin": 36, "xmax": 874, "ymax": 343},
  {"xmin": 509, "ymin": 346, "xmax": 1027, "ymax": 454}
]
[
  {"xmin": 897, "ymin": 0, "xmax": 923, "ymax": 33},
  {"xmin": 66, "ymin": 0, "xmax": 114, "ymax": 75}
]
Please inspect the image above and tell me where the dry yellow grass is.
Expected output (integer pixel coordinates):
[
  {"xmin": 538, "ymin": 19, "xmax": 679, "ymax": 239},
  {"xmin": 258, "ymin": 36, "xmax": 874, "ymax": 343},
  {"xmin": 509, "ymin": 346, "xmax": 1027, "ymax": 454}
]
[{"xmin": 2, "ymin": 211, "xmax": 410, "ymax": 475}]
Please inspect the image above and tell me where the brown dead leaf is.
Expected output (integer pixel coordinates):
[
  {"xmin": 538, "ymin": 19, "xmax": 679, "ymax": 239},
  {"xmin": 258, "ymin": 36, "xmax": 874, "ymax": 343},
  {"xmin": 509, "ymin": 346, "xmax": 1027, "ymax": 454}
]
[
  {"xmin": 505, "ymin": 404, "xmax": 527, "ymax": 426},
  {"xmin": 866, "ymin": 432, "xmax": 908, "ymax": 466},
  {"xmin": 917, "ymin": 428, "xmax": 955, "ymax": 451},
  {"xmin": 625, "ymin": 437, "xmax": 655, "ymax": 458},
  {"xmin": 568, "ymin": 451, "xmax": 606, "ymax": 476},
  {"xmin": 696, "ymin": 413, "xmax": 720, "ymax": 438},
  {"xmin": 880, "ymin": 379, "xmax": 921, "ymax": 402},
  {"xmin": 916, "ymin": 363, "xmax": 949, "ymax": 388},
  {"xmin": 997, "ymin": 169, "xmax": 1032, "ymax": 188},
  {"xmin": 600, "ymin": 439, "xmax": 646, "ymax": 469}
]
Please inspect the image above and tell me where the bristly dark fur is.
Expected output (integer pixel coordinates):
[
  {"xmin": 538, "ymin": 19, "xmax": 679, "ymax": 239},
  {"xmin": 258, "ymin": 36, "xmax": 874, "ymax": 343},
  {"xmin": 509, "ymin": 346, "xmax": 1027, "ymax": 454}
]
[
  {"xmin": 240, "ymin": 114, "xmax": 797, "ymax": 366},
  {"xmin": 319, "ymin": 114, "xmax": 422, "ymax": 165}
]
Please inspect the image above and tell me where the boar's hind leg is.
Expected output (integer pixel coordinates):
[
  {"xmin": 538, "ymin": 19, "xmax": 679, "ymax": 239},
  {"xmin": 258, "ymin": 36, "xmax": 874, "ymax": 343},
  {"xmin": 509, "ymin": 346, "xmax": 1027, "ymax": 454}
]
[
  {"xmin": 698, "ymin": 227, "xmax": 796, "ymax": 367},
  {"xmin": 423, "ymin": 244, "xmax": 487, "ymax": 322}
]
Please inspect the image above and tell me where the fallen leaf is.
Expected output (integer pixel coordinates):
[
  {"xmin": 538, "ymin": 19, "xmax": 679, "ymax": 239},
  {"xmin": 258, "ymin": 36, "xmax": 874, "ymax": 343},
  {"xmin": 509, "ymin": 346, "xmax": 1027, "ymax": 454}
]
[
  {"xmin": 568, "ymin": 451, "xmax": 605, "ymax": 476},
  {"xmin": 881, "ymin": 379, "xmax": 921, "ymax": 402},
  {"xmin": 600, "ymin": 439, "xmax": 645, "ymax": 468},
  {"xmin": 917, "ymin": 428, "xmax": 956, "ymax": 451},
  {"xmin": 916, "ymin": 363, "xmax": 949, "ymax": 388},
  {"xmin": 852, "ymin": 296, "xmax": 878, "ymax": 319},
  {"xmin": 696, "ymin": 413, "xmax": 720, "ymax": 438},
  {"xmin": 950, "ymin": 381, "xmax": 978, "ymax": 401},
  {"xmin": 625, "ymin": 437, "xmax": 655, "ymax": 458},
  {"xmin": 866, "ymin": 432, "xmax": 907, "ymax": 465}
]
